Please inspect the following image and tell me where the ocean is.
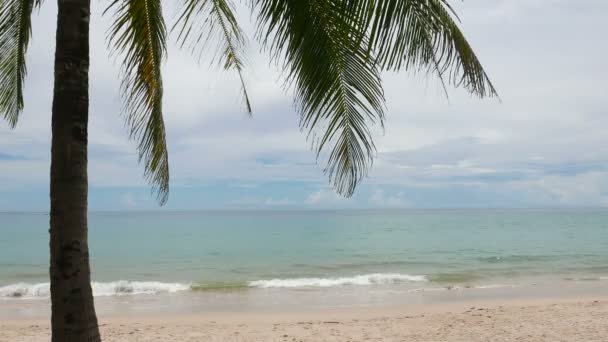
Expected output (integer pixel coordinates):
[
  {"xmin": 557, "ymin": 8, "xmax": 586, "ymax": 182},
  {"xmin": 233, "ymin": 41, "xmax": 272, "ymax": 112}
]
[{"xmin": 1, "ymin": 209, "xmax": 608, "ymax": 311}]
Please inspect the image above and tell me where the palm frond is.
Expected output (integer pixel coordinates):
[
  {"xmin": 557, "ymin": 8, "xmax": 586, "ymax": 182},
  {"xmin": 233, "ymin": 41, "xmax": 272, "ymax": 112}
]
[
  {"xmin": 356, "ymin": 0, "xmax": 497, "ymax": 98},
  {"xmin": 254, "ymin": 0, "xmax": 385, "ymax": 197},
  {"xmin": 106, "ymin": 0, "xmax": 170, "ymax": 204},
  {"xmin": 0, "ymin": 0, "xmax": 41, "ymax": 127},
  {"xmin": 175, "ymin": 0, "xmax": 251, "ymax": 114}
]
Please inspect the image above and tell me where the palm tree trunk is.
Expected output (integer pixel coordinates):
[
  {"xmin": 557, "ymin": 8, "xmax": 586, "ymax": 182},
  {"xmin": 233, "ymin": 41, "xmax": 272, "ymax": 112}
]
[{"xmin": 49, "ymin": 0, "xmax": 100, "ymax": 341}]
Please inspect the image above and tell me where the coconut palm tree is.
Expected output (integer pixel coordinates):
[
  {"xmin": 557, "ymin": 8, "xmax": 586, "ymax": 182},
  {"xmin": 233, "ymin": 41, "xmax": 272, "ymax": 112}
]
[{"xmin": 0, "ymin": 0, "xmax": 496, "ymax": 340}]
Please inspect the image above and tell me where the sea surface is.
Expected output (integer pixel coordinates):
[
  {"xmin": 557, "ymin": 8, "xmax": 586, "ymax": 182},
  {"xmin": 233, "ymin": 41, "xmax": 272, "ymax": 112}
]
[{"xmin": 1, "ymin": 209, "xmax": 608, "ymax": 310}]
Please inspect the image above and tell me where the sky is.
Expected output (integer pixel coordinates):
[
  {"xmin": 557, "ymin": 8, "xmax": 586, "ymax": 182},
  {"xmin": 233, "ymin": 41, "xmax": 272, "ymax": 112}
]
[{"xmin": 1, "ymin": 0, "xmax": 607, "ymax": 211}]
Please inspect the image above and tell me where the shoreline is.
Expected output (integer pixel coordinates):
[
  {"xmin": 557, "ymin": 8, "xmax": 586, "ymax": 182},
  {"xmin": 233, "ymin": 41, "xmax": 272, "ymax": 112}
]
[
  {"xmin": 2, "ymin": 278, "xmax": 608, "ymax": 319},
  {"xmin": 5, "ymin": 294, "xmax": 608, "ymax": 322},
  {"xmin": 3, "ymin": 297, "xmax": 607, "ymax": 341}
]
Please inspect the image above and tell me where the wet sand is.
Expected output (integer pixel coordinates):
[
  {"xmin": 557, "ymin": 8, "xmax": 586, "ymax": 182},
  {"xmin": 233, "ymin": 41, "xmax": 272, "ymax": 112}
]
[{"xmin": 2, "ymin": 297, "xmax": 607, "ymax": 341}]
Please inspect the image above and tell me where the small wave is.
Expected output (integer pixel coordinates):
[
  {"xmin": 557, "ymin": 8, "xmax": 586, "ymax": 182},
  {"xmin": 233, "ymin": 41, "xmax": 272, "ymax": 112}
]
[
  {"xmin": 0, "ymin": 281, "xmax": 190, "ymax": 299},
  {"xmin": 0, "ymin": 282, "xmax": 50, "ymax": 298},
  {"xmin": 429, "ymin": 272, "xmax": 481, "ymax": 283},
  {"xmin": 93, "ymin": 281, "xmax": 190, "ymax": 296},
  {"xmin": 191, "ymin": 282, "xmax": 248, "ymax": 291},
  {"xmin": 564, "ymin": 276, "xmax": 608, "ymax": 282},
  {"xmin": 477, "ymin": 255, "xmax": 554, "ymax": 263},
  {"xmin": 314, "ymin": 260, "xmax": 438, "ymax": 271},
  {"xmin": 408, "ymin": 283, "xmax": 516, "ymax": 293},
  {"xmin": 248, "ymin": 273, "xmax": 428, "ymax": 288}
]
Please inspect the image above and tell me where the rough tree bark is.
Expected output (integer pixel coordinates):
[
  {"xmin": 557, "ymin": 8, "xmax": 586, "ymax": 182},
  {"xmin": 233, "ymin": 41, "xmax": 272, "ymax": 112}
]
[{"xmin": 49, "ymin": 0, "xmax": 100, "ymax": 341}]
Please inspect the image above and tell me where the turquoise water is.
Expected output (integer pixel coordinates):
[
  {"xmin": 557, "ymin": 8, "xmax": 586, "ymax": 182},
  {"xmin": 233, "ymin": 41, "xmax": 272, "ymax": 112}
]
[{"xmin": 1, "ymin": 209, "xmax": 608, "ymax": 298}]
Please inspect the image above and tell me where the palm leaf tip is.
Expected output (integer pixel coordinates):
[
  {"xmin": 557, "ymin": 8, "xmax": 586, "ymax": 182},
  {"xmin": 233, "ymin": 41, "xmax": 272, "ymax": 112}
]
[
  {"xmin": 0, "ymin": 0, "xmax": 41, "ymax": 128},
  {"xmin": 364, "ymin": 0, "xmax": 497, "ymax": 99},
  {"xmin": 106, "ymin": 0, "xmax": 170, "ymax": 204},
  {"xmin": 255, "ymin": 0, "xmax": 497, "ymax": 198},
  {"xmin": 255, "ymin": 0, "xmax": 385, "ymax": 197},
  {"xmin": 175, "ymin": 0, "xmax": 252, "ymax": 114}
]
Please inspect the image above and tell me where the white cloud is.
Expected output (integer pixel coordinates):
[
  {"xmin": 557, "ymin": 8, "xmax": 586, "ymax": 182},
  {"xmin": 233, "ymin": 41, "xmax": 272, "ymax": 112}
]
[
  {"xmin": 513, "ymin": 172, "xmax": 608, "ymax": 206},
  {"xmin": 305, "ymin": 189, "xmax": 353, "ymax": 206},
  {"xmin": 229, "ymin": 197, "xmax": 258, "ymax": 206},
  {"xmin": 369, "ymin": 190, "xmax": 408, "ymax": 207},
  {"xmin": 264, "ymin": 198, "xmax": 290, "ymax": 206},
  {"xmin": 120, "ymin": 192, "xmax": 137, "ymax": 208},
  {"xmin": 230, "ymin": 183, "xmax": 259, "ymax": 189}
]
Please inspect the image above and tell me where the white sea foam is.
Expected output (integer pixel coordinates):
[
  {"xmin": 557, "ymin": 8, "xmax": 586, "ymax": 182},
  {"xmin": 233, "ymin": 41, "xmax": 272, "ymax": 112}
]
[
  {"xmin": 0, "ymin": 281, "xmax": 190, "ymax": 299},
  {"xmin": 92, "ymin": 281, "xmax": 190, "ymax": 296},
  {"xmin": 248, "ymin": 273, "xmax": 428, "ymax": 288},
  {"xmin": 0, "ymin": 282, "xmax": 50, "ymax": 299}
]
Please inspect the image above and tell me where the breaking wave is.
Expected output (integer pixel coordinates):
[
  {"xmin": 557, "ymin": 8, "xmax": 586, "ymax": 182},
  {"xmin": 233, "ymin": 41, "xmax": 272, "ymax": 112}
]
[
  {"xmin": 248, "ymin": 273, "xmax": 428, "ymax": 288},
  {"xmin": 0, "ymin": 281, "xmax": 190, "ymax": 299}
]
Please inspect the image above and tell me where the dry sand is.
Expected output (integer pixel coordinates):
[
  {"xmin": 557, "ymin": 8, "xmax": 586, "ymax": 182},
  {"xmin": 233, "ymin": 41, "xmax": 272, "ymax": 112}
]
[{"xmin": 2, "ymin": 299, "xmax": 607, "ymax": 341}]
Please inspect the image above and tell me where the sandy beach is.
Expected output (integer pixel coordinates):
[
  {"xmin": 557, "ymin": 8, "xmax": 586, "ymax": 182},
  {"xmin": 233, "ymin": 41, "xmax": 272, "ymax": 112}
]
[{"xmin": 2, "ymin": 298, "xmax": 607, "ymax": 342}]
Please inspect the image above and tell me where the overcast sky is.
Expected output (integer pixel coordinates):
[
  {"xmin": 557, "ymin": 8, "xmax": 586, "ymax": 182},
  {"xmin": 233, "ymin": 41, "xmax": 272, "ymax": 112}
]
[{"xmin": 1, "ymin": 0, "xmax": 607, "ymax": 211}]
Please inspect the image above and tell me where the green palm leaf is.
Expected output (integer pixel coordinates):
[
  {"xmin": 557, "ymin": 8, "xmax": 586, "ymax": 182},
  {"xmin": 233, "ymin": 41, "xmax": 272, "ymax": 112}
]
[
  {"xmin": 175, "ymin": 0, "xmax": 251, "ymax": 114},
  {"xmin": 357, "ymin": 0, "xmax": 497, "ymax": 97},
  {"xmin": 254, "ymin": 0, "xmax": 385, "ymax": 197},
  {"xmin": 0, "ymin": 0, "xmax": 41, "ymax": 127},
  {"xmin": 106, "ymin": 0, "xmax": 169, "ymax": 204}
]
